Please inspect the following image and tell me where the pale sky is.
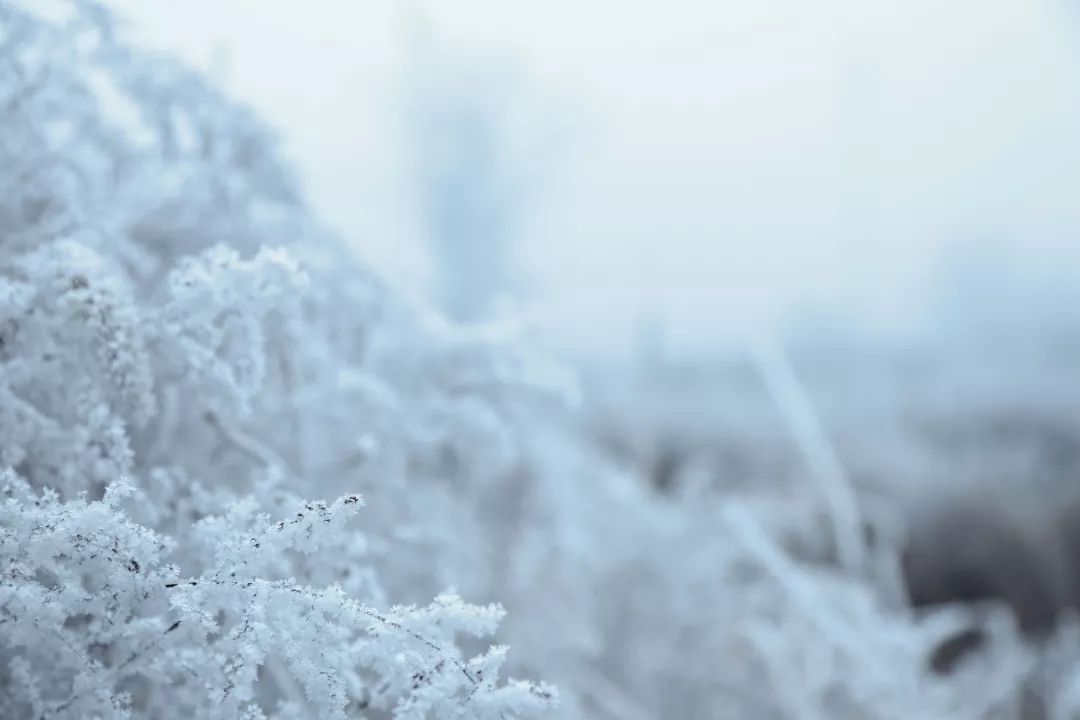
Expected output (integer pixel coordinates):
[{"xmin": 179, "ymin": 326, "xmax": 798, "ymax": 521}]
[{"xmin": 108, "ymin": 0, "xmax": 1080, "ymax": 357}]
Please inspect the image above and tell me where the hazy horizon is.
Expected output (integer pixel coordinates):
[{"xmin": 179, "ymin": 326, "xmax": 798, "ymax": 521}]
[{"xmin": 108, "ymin": 0, "xmax": 1080, "ymax": 358}]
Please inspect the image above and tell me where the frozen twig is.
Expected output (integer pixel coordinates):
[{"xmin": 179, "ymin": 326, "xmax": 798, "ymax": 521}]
[
  {"xmin": 204, "ymin": 409, "xmax": 291, "ymax": 473},
  {"xmin": 721, "ymin": 501, "xmax": 888, "ymax": 688}
]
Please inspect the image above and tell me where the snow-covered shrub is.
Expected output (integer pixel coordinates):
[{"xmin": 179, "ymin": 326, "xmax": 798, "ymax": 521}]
[
  {"xmin": 0, "ymin": 3, "xmax": 555, "ymax": 717},
  {"xmin": 1, "ymin": 473, "xmax": 552, "ymax": 720}
]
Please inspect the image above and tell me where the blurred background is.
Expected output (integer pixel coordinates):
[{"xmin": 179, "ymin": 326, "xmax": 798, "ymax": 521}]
[
  {"xmin": 105, "ymin": 0, "xmax": 1080, "ymax": 356},
  {"xmin": 104, "ymin": 0, "xmax": 1080, "ymax": 502}
]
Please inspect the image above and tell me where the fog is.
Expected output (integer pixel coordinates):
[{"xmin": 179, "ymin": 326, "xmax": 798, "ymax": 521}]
[{"xmin": 105, "ymin": 0, "xmax": 1080, "ymax": 358}]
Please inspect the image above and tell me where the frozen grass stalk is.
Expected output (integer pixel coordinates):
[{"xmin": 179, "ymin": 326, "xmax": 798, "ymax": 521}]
[{"xmin": 752, "ymin": 333, "xmax": 866, "ymax": 574}]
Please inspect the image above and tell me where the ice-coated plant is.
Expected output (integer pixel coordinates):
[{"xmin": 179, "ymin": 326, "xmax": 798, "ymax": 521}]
[{"xmin": 0, "ymin": 2, "xmax": 555, "ymax": 717}]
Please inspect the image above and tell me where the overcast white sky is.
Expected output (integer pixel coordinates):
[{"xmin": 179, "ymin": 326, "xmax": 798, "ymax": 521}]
[{"xmin": 109, "ymin": 0, "xmax": 1080, "ymax": 357}]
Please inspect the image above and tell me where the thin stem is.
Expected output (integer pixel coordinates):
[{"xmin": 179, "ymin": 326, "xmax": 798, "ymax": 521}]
[{"xmin": 751, "ymin": 334, "xmax": 865, "ymax": 574}]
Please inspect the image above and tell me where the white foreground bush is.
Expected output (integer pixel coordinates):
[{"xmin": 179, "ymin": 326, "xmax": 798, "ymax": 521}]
[{"xmin": 0, "ymin": 3, "xmax": 555, "ymax": 717}]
